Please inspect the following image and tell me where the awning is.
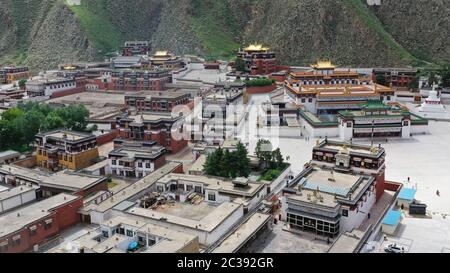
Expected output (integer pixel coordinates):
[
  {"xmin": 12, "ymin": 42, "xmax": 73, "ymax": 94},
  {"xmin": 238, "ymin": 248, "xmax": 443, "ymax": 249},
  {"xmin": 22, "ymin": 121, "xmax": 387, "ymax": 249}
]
[
  {"xmin": 0, "ymin": 241, "xmax": 8, "ymax": 247},
  {"xmin": 12, "ymin": 234, "xmax": 21, "ymax": 241},
  {"xmin": 315, "ymin": 152, "xmax": 324, "ymax": 156},
  {"xmin": 29, "ymin": 225, "xmax": 37, "ymax": 231},
  {"xmin": 353, "ymin": 157, "xmax": 362, "ymax": 162},
  {"xmin": 45, "ymin": 219, "xmax": 53, "ymax": 224},
  {"xmin": 364, "ymin": 159, "xmax": 373, "ymax": 163}
]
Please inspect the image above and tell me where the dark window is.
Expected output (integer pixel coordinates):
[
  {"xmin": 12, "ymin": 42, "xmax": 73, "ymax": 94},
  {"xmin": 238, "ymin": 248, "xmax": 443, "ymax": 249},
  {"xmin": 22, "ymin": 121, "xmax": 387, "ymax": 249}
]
[
  {"xmin": 342, "ymin": 209, "xmax": 349, "ymax": 217},
  {"xmin": 29, "ymin": 229, "xmax": 37, "ymax": 236},
  {"xmin": 194, "ymin": 186, "xmax": 202, "ymax": 194},
  {"xmin": 138, "ymin": 162, "xmax": 143, "ymax": 168},
  {"xmin": 208, "ymin": 193, "xmax": 216, "ymax": 201},
  {"xmin": 44, "ymin": 221, "xmax": 53, "ymax": 230},
  {"xmin": 112, "ymin": 160, "xmax": 117, "ymax": 165},
  {"xmin": 102, "ymin": 230, "xmax": 109, "ymax": 238},
  {"xmin": 116, "ymin": 227, "xmax": 125, "ymax": 235},
  {"xmin": 145, "ymin": 163, "xmax": 151, "ymax": 168},
  {"xmin": 126, "ymin": 229, "xmax": 133, "ymax": 237}
]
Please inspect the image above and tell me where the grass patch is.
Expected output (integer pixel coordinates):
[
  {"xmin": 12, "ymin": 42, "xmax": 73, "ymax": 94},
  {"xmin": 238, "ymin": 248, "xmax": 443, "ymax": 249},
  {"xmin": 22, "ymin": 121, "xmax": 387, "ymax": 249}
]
[
  {"xmin": 65, "ymin": 0, "xmax": 121, "ymax": 55},
  {"xmin": 189, "ymin": 0, "xmax": 240, "ymax": 60},
  {"xmin": 107, "ymin": 180, "xmax": 119, "ymax": 189},
  {"xmin": 259, "ymin": 163, "xmax": 290, "ymax": 181},
  {"xmin": 344, "ymin": 0, "xmax": 430, "ymax": 66}
]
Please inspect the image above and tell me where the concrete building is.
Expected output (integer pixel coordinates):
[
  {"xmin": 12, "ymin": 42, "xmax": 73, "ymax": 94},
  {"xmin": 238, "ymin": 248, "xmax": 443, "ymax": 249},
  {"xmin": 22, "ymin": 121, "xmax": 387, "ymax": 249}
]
[
  {"xmin": 311, "ymin": 139, "xmax": 387, "ymax": 200},
  {"xmin": 154, "ymin": 173, "xmax": 266, "ymax": 212},
  {"xmin": 397, "ymin": 188, "xmax": 417, "ymax": 209},
  {"xmin": 381, "ymin": 209, "xmax": 402, "ymax": 235},
  {"xmin": 122, "ymin": 41, "xmax": 149, "ymax": 56},
  {"xmin": 111, "ymin": 56, "xmax": 144, "ymax": 69},
  {"xmin": 0, "ymin": 193, "xmax": 83, "ymax": 253},
  {"xmin": 35, "ymin": 130, "xmax": 100, "ymax": 171},
  {"xmin": 197, "ymin": 84, "xmax": 245, "ymax": 145},
  {"xmin": 236, "ymin": 44, "xmax": 277, "ymax": 75},
  {"xmin": 282, "ymin": 165, "xmax": 377, "ymax": 238},
  {"xmin": 26, "ymin": 77, "xmax": 79, "ymax": 98},
  {"xmin": 372, "ymin": 68, "xmax": 417, "ymax": 89},
  {"xmin": 338, "ymin": 101, "xmax": 429, "ymax": 141},
  {"xmin": 281, "ymin": 140, "xmax": 398, "ymax": 239},
  {"xmin": 125, "ymin": 90, "xmax": 191, "ymax": 113},
  {"xmin": 0, "ymin": 165, "xmax": 108, "ymax": 198},
  {"xmin": 60, "ymin": 216, "xmax": 199, "ymax": 253},
  {"xmin": 286, "ymin": 60, "xmax": 395, "ymax": 115},
  {"xmin": 0, "ymin": 150, "xmax": 21, "ymax": 165},
  {"xmin": 125, "ymin": 202, "xmax": 244, "ymax": 246},
  {"xmin": 0, "ymin": 66, "xmax": 32, "ymax": 84},
  {"xmin": 212, "ymin": 212, "xmax": 272, "ymax": 253},
  {"xmin": 87, "ymin": 162, "xmax": 182, "ymax": 224},
  {"xmin": 108, "ymin": 145, "xmax": 166, "ymax": 178},
  {"xmin": 0, "ymin": 185, "xmax": 37, "ymax": 214},
  {"xmin": 149, "ymin": 51, "xmax": 183, "ymax": 70},
  {"xmin": 114, "ymin": 113, "xmax": 187, "ymax": 154}
]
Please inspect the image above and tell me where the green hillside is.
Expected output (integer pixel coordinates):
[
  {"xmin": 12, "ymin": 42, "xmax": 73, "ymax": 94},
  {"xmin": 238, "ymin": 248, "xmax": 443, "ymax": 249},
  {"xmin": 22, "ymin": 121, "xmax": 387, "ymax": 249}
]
[
  {"xmin": 344, "ymin": 0, "xmax": 428, "ymax": 66},
  {"xmin": 66, "ymin": 0, "xmax": 121, "ymax": 55}
]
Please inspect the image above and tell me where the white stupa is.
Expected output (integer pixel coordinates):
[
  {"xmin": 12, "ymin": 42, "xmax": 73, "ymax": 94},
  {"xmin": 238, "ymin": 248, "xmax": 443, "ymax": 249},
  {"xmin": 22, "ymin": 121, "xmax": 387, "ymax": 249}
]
[{"xmin": 419, "ymin": 85, "xmax": 447, "ymax": 113}]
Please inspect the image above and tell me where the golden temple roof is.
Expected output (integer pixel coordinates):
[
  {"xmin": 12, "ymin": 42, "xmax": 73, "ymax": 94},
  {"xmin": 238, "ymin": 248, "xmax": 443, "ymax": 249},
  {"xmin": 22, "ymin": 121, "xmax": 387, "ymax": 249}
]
[
  {"xmin": 244, "ymin": 44, "xmax": 270, "ymax": 52},
  {"xmin": 311, "ymin": 59, "xmax": 336, "ymax": 70},
  {"xmin": 154, "ymin": 51, "xmax": 169, "ymax": 57}
]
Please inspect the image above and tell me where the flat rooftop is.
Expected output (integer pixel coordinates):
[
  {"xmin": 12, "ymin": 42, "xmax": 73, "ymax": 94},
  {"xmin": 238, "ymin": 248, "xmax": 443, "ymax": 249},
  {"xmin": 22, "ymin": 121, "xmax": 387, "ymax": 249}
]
[
  {"xmin": 127, "ymin": 113, "xmax": 179, "ymax": 123},
  {"xmin": 0, "ymin": 185, "xmax": 36, "ymax": 201},
  {"xmin": 47, "ymin": 91, "xmax": 126, "ymax": 105},
  {"xmin": 94, "ymin": 161, "xmax": 181, "ymax": 213},
  {"xmin": 37, "ymin": 130, "xmax": 94, "ymax": 142},
  {"xmin": 127, "ymin": 201, "xmax": 241, "ymax": 232},
  {"xmin": 0, "ymin": 165, "xmax": 105, "ymax": 192},
  {"xmin": 188, "ymin": 154, "xmax": 206, "ymax": 174},
  {"xmin": 213, "ymin": 213, "xmax": 271, "ymax": 253},
  {"xmin": 0, "ymin": 194, "xmax": 80, "ymax": 238},
  {"xmin": 158, "ymin": 173, "xmax": 264, "ymax": 197},
  {"xmin": 126, "ymin": 90, "xmax": 191, "ymax": 100},
  {"xmin": 40, "ymin": 171, "xmax": 106, "ymax": 192},
  {"xmin": 75, "ymin": 216, "xmax": 197, "ymax": 253},
  {"xmin": 0, "ymin": 150, "xmax": 20, "ymax": 158},
  {"xmin": 109, "ymin": 146, "xmax": 165, "ymax": 159},
  {"xmin": 287, "ymin": 166, "xmax": 373, "ymax": 207},
  {"xmin": 315, "ymin": 140, "xmax": 384, "ymax": 158},
  {"xmin": 0, "ymin": 165, "xmax": 48, "ymax": 183}
]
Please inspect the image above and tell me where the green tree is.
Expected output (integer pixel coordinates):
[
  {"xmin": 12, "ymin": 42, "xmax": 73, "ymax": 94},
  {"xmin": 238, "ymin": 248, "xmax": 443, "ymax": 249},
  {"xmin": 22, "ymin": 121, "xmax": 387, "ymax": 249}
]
[
  {"xmin": 22, "ymin": 110, "xmax": 45, "ymax": 144},
  {"xmin": 439, "ymin": 64, "xmax": 450, "ymax": 88},
  {"xmin": 203, "ymin": 152, "xmax": 218, "ymax": 176},
  {"xmin": 235, "ymin": 142, "xmax": 251, "ymax": 177},
  {"xmin": 18, "ymin": 79, "xmax": 27, "ymax": 89},
  {"xmin": 41, "ymin": 112, "xmax": 65, "ymax": 131},
  {"xmin": 272, "ymin": 148, "xmax": 284, "ymax": 168},
  {"xmin": 56, "ymin": 104, "xmax": 89, "ymax": 131},
  {"xmin": 1, "ymin": 108, "xmax": 24, "ymax": 121},
  {"xmin": 235, "ymin": 57, "xmax": 246, "ymax": 72},
  {"xmin": 255, "ymin": 139, "xmax": 273, "ymax": 169},
  {"xmin": 221, "ymin": 149, "xmax": 235, "ymax": 178}
]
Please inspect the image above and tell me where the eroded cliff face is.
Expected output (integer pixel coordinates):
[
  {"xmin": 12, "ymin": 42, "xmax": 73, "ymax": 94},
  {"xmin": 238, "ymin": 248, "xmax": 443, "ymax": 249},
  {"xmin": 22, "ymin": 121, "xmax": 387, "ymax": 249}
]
[{"xmin": 0, "ymin": 0, "xmax": 448, "ymax": 69}]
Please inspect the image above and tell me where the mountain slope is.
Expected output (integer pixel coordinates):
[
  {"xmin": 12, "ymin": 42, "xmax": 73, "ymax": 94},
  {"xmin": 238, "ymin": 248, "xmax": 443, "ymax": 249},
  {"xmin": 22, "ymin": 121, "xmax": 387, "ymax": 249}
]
[{"xmin": 0, "ymin": 0, "xmax": 448, "ymax": 69}]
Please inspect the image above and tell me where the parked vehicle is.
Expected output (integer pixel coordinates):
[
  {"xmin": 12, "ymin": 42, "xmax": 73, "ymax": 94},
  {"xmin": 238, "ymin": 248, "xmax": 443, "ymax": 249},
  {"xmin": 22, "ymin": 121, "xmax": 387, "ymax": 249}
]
[{"xmin": 384, "ymin": 243, "xmax": 405, "ymax": 253}]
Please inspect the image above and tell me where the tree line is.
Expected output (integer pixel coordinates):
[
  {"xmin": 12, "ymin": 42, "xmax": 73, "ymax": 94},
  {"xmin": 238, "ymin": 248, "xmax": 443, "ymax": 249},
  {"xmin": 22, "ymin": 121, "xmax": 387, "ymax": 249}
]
[
  {"xmin": 0, "ymin": 102, "xmax": 90, "ymax": 152},
  {"xmin": 203, "ymin": 142, "xmax": 251, "ymax": 179}
]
